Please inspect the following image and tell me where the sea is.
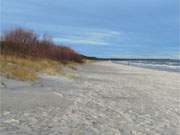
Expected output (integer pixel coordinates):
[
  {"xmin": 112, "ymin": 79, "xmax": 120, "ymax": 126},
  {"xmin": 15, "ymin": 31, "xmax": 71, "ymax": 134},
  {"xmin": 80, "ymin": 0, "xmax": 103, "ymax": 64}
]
[{"xmin": 114, "ymin": 59, "xmax": 180, "ymax": 73}]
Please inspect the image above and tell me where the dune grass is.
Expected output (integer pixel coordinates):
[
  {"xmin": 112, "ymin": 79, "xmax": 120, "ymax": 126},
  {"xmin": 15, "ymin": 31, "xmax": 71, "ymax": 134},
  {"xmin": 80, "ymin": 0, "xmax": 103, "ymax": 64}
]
[{"xmin": 0, "ymin": 54, "xmax": 64, "ymax": 81}]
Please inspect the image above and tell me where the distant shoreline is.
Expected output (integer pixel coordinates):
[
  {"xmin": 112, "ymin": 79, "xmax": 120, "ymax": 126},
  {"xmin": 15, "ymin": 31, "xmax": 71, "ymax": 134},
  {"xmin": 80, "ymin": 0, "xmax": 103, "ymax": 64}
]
[
  {"xmin": 83, "ymin": 55, "xmax": 180, "ymax": 72},
  {"xmin": 82, "ymin": 55, "xmax": 180, "ymax": 61},
  {"xmin": 115, "ymin": 61, "xmax": 180, "ymax": 73}
]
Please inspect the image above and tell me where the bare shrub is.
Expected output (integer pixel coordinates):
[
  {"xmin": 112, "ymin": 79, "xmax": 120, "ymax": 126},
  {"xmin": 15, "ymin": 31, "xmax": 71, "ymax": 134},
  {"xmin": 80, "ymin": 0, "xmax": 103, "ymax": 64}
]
[{"xmin": 0, "ymin": 28, "xmax": 83, "ymax": 63}]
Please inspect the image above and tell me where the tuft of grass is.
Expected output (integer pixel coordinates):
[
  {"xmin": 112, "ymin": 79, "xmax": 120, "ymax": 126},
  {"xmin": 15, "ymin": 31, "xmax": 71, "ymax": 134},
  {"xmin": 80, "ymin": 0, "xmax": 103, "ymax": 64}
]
[
  {"xmin": 83, "ymin": 59, "xmax": 95, "ymax": 64},
  {"xmin": 0, "ymin": 54, "xmax": 63, "ymax": 81},
  {"xmin": 63, "ymin": 72, "xmax": 79, "ymax": 79},
  {"xmin": 6, "ymin": 66, "xmax": 37, "ymax": 81}
]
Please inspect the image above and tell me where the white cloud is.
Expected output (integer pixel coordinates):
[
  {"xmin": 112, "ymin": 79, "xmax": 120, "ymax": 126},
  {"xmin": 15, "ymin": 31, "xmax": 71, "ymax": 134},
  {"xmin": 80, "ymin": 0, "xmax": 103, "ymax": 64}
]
[
  {"xmin": 53, "ymin": 29, "xmax": 121, "ymax": 46},
  {"xmin": 18, "ymin": 23, "xmax": 122, "ymax": 46},
  {"xmin": 54, "ymin": 37, "xmax": 108, "ymax": 45},
  {"xmin": 18, "ymin": 22, "xmax": 121, "ymax": 46}
]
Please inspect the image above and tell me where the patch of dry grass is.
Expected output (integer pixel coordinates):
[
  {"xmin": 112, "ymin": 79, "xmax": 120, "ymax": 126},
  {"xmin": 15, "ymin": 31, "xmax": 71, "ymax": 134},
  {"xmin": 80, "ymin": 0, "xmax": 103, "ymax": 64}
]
[
  {"xmin": 63, "ymin": 72, "xmax": 79, "ymax": 79},
  {"xmin": 83, "ymin": 59, "xmax": 95, "ymax": 64},
  {"xmin": 0, "ymin": 54, "xmax": 63, "ymax": 80}
]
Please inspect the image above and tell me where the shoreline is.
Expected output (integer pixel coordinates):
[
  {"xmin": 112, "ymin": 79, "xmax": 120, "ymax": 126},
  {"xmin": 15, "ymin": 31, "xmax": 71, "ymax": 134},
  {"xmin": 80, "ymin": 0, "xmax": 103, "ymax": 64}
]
[
  {"xmin": 97, "ymin": 61, "xmax": 180, "ymax": 75},
  {"xmin": 112, "ymin": 60, "xmax": 180, "ymax": 73}
]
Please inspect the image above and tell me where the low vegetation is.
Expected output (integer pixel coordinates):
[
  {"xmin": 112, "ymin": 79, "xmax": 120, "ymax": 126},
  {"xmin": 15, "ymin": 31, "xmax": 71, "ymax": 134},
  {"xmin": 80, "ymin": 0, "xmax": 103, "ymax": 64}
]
[
  {"xmin": 0, "ymin": 54, "xmax": 64, "ymax": 80},
  {"xmin": 1, "ymin": 28, "xmax": 83, "ymax": 63},
  {"xmin": 0, "ymin": 28, "xmax": 85, "ymax": 80}
]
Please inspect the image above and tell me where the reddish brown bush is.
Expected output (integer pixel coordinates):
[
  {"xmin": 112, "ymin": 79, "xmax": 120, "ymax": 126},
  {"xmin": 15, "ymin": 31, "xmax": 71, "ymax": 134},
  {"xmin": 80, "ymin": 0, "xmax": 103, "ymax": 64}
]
[
  {"xmin": 0, "ymin": 28, "xmax": 83, "ymax": 63},
  {"xmin": 1, "ymin": 28, "xmax": 38, "ymax": 57}
]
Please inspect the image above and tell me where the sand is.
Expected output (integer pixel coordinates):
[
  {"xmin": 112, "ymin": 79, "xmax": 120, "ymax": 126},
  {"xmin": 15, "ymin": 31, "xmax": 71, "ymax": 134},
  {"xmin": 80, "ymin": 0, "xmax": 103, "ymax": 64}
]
[{"xmin": 0, "ymin": 61, "xmax": 180, "ymax": 135}]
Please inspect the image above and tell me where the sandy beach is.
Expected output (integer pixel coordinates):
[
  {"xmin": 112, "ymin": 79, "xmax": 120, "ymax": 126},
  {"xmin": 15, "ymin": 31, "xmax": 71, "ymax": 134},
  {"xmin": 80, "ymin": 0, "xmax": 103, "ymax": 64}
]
[{"xmin": 0, "ymin": 61, "xmax": 180, "ymax": 135}]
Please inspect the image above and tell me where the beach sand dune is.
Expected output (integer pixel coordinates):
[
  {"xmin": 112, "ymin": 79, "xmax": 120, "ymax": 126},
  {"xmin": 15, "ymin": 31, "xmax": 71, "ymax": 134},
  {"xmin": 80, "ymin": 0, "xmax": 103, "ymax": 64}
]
[{"xmin": 0, "ymin": 61, "xmax": 180, "ymax": 135}]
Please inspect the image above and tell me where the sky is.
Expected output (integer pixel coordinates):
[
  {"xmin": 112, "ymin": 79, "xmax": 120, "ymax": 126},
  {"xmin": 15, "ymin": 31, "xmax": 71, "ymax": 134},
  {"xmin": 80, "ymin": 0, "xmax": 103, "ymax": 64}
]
[{"xmin": 1, "ymin": 0, "xmax": 179, "ymax": 58}]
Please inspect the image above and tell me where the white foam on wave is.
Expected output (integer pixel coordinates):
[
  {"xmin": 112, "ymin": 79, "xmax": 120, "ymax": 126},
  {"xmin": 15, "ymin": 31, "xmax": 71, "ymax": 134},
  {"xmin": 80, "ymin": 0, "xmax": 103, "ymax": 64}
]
[{"xmin": 115, "ymin": 60, "xmax": 180, "ymax": 72}]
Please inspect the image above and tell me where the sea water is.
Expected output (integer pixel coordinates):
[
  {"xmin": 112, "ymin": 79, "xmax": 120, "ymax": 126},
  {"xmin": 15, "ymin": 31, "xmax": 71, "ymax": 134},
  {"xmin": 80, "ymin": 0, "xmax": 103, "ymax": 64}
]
[{"xmin": 114, "ymin": 59, "xmax": 180, "ymax": 72}]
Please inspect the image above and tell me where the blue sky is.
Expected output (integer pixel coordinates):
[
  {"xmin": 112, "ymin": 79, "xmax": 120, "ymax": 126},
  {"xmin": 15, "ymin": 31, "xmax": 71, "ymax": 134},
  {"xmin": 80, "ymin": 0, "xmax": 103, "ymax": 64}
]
[{"xmin": 1, "ymin": 0, "xmax": 179, "ymax": 58}]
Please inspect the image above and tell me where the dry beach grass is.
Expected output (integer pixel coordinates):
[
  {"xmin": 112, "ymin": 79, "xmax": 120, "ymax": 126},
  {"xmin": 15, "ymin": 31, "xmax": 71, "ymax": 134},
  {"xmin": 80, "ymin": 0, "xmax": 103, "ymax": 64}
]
[{"xmin": 0, "ymin": 54, "xmax": 63, "ymax": 80}]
